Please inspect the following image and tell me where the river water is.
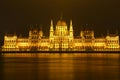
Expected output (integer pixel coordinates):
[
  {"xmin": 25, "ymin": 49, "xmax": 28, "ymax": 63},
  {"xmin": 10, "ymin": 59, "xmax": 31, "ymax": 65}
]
[{"xmin": 0, "ymin": 53, "xmax": 120, "ymax": 80}]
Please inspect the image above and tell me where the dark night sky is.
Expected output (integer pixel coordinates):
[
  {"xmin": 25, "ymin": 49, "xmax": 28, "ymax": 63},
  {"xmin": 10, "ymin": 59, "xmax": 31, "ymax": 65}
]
[{"xmin": 0, "ymin": 0, "xmax": 120, "ymax": 45}]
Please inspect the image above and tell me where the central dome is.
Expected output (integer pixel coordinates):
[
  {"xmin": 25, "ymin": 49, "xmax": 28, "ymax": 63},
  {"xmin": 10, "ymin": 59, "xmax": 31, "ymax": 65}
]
[
  {"xmin": 56, "ymin": 20, "xmax": 67, "ymax": 26},
  {"xmin": 55, "ymin": 20, "xmax": 68, "ymax": 36}
]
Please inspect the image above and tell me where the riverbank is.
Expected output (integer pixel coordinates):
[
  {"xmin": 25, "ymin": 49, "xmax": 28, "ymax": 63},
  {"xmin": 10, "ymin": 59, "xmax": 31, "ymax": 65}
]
[{"xmin": 0, "ymin": 50, "xmax": 120, "ymax": 53}]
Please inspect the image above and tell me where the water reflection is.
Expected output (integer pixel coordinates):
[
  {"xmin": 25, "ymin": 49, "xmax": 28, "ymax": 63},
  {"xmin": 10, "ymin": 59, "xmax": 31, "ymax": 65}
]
[
  {"xmin": 0, "ymin": 53, "xmax": 120, "ymax": 80},
  {"xmin": 48, "ymin": 54, "xmax": 74, "ymax": 80}
]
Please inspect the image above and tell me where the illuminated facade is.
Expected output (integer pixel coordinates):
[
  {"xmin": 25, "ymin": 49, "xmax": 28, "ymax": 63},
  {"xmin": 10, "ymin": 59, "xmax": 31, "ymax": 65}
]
[{"xmin": 2, "ymin": 19, "xmax": 120, "ymax": 51}]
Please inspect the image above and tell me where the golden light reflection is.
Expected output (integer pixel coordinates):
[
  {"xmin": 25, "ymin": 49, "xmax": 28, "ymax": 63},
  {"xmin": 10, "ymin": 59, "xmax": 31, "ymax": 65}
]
[
  {"xmin": 48, "ymin": 54, "xmax": 74, "ymax": 80},
  {"xmin": 1, "ymin": 53, "xmax": 120, "ymax": 58}
]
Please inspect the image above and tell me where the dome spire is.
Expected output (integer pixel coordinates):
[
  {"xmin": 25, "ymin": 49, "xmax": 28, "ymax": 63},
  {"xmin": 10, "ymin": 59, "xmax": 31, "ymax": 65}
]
[{"xmin": 60, "ymin": 12, "xmax": 63, "ymax": 20}]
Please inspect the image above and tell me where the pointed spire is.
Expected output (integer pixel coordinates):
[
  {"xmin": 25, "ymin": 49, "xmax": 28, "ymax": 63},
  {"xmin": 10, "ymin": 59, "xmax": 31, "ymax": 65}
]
[
  {"xmin": 40, "ymin": 25, "xmax": 42, "ymax": 31},
  {"xmin": 14, "ymin": 33, "xmax": 16, "ymax": 36},
  {"xmin": 101, "ymin": 34, "xmax": 104, "ymax": 37},
  {"xmin": 19, "ymin": 34, "xmax": 22, "ymax": 38},
  {"xmin": 70, "ymin": 20, "xmax": 73, "ymax": 26},
  {"xmin": 116, "ymin": 30, "xmax": 118, "ymax": 35},
  {"xmin": 39, "ymin": 29, "xmax": 43, "ymax": 37},
  {"xmin": 60, "ymin": 12, "xmax": 63, "ymax": 20},
  {"xmin": 30, "ymin": 24, "xmax": 32, "ymax": 30},
  {"xmin": 50, "ymin": 19, "xmax": 54, "ymax": 38},
  {"xmin": 107, "ymin": 30, "xmax": 109, "ymax": 35},
  {"xmin": 51, "ymin": 19, "xmax": 53, "ymax": 26},
  {"xmin": 50, "ymin": 19, "xmax": 54, "ymax": 31},
  {"xmin": 69, "ymin": 20, "xmax": 73, "ymax": 37},
  {"xmin": 70, "ymin": 20, "xmax": 73, "ymax": 31}
]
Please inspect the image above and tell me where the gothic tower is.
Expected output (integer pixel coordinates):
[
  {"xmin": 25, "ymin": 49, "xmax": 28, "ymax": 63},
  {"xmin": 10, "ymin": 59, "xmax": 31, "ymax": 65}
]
[
  {"xmin": 50, "ymin": 20, "xmax": 54, "ymax": 38},
  {"xmin": 69, "ymin": 20, "xmax": 73, "ymax": 39}
]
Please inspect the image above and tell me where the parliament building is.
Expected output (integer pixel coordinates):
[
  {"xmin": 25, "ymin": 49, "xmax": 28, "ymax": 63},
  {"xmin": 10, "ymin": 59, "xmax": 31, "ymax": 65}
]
[{"xmin": 2, "ymin": 19, "xmax": 120, "ymax": 51}]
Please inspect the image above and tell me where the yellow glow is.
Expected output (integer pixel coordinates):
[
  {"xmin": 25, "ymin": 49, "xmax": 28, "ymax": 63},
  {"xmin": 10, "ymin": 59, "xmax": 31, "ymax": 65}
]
[
  {"xmin": 18, "ymin": 43, "xmax": 29, "ymax": 46},
  {"xmin": 2, "ymin": 19, "xmax": 120, "ymax": 51}
]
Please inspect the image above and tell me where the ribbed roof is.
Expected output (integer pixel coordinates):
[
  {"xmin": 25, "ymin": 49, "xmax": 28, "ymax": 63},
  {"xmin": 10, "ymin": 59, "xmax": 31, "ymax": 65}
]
[{"xmin": 56, "ymin": 20, "xmax": 67, "ymax": 26}]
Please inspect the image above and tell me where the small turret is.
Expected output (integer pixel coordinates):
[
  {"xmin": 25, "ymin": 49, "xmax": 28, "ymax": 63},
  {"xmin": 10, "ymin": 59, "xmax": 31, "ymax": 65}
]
[
  {"xmin": 116, "ymin": 30, "xmax": 118, "ymax": 35},
  {"xmin": 107, "ymin": 30, "xmax": 109, "ymax": 36},
  {"xmin": 29, "ymin": 25, "xmax": 33, "ymax": 37},
  {"xmin": 39, "ymin": 27, "xmax": 43, "ymax": 38}
]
